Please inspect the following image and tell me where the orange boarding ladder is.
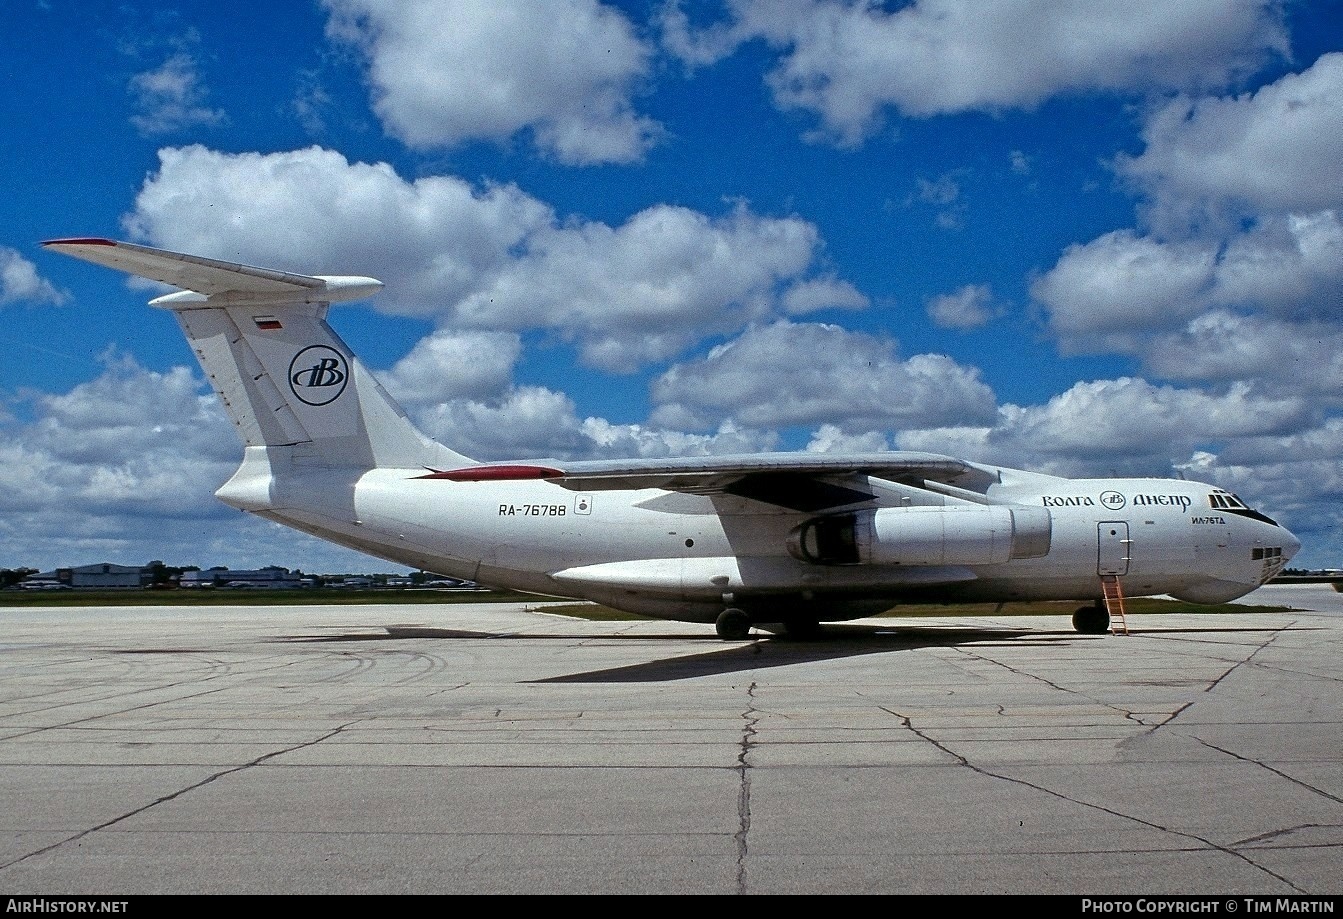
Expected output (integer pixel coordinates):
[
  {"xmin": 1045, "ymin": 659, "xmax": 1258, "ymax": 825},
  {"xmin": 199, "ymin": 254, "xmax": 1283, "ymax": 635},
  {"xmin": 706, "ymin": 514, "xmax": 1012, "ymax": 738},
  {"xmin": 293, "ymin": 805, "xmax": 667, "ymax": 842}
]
[{"xmin": 1101, "ymin": 574, "xmax": 1129, "ymax": 635}]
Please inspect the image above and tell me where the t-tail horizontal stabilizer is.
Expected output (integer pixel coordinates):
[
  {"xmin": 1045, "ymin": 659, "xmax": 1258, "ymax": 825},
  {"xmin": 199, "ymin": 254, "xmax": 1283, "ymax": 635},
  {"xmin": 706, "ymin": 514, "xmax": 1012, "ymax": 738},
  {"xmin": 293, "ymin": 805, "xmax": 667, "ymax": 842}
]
[{"xmin": 41, "ymin": 237, "xmax": 470, "ymax": 473}]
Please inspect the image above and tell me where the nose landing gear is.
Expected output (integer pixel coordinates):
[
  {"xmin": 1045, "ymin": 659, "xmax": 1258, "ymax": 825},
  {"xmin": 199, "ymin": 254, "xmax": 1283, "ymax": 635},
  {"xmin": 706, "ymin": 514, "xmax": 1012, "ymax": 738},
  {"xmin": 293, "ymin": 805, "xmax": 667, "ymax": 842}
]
[{"xmin": 1072, "ymin": 599, "xmax": 1110, "ymax": 635}]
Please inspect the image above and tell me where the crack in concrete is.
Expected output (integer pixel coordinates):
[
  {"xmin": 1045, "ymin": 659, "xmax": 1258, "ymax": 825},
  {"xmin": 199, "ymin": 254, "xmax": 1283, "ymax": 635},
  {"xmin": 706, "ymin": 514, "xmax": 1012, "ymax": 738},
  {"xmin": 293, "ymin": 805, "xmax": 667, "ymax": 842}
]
[
  {"xmin": 893, "ymin": 704, "xmax": 1305, "ymax": 890},
  {"xmin": 734, "ymin": 681, "xmax": 759, "ymax": 897},
  {"xmin": 881, "ymin": 634, "xmax": 1310, "ymax": 892},
  {"xmin": 1234, "ymin": 823, "xmax": 1340, "ymax": 847},
  {"xmin": 0, "ymin": 721, "xmax": 359, "ymax": 871},
  {"xmin": 1151, "ymin": 628, "xmax": 1343, "ymax": 812},
  {"xmin": 951, "ymin": 644, "xmax": 1172, "ymax": 728},
  {"xmin": 1195, "ymin": 736, "xmax": 1343, "ymax": 806},
  {"xmin": 1, "ymin": 682, "xmax": 237, "ymax": 742}
]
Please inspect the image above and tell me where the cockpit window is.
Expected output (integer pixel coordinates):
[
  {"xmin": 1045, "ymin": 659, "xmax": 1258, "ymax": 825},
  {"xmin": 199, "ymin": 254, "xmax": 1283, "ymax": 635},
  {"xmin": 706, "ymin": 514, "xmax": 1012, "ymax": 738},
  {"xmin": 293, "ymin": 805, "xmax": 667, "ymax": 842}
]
[
  {"xmin": 1209, "ymin": 490, "xmax": 1249, "ymax": 511},
  {"xmin": 1208, "ymin": 489, "xmax": 1280, "ymax": 526}
]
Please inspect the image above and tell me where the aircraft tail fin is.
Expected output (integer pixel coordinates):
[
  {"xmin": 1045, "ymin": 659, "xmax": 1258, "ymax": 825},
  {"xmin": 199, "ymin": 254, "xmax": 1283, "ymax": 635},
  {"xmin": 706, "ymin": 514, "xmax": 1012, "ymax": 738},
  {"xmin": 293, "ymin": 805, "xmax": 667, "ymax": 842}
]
[{"xmin": 42, "ymin": 238, "xmax": 470, "ymax": 473}]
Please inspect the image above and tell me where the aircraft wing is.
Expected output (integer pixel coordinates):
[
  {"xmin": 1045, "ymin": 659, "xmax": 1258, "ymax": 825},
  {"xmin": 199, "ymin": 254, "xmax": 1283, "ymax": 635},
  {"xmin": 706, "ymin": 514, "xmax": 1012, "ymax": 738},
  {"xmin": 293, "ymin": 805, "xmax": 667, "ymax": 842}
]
[
  {"xmin": 42, "ymin": 237, "xmax": 328, "ymax": 296},
  {"xmin": 550, "ymin": 451, "xmax": 987, "ymax": 488},
  {"xmin": 421, "ymin": 452, "xmax": 1000, "ymax": 513}
]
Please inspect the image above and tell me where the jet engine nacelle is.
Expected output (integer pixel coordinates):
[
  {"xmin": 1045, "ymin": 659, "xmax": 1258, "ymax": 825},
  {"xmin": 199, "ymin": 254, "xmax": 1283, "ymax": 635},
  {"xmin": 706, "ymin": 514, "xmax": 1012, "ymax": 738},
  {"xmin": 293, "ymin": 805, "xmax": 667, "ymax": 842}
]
[{"xmin": 788, "ymin": 504, "xmax": 1052, "ymax": 566}]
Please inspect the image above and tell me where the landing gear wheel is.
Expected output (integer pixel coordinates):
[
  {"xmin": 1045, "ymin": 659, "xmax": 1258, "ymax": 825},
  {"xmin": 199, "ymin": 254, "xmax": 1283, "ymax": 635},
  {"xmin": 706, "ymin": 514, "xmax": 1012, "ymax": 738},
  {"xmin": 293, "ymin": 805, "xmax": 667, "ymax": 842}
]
[
  {"xmin": 1072, "ymin": 604, "xmax": 1110, "ymax": 635},
  {"xmin": 715, "ymin": 607, "xmax": 752, "ymax": 640}
]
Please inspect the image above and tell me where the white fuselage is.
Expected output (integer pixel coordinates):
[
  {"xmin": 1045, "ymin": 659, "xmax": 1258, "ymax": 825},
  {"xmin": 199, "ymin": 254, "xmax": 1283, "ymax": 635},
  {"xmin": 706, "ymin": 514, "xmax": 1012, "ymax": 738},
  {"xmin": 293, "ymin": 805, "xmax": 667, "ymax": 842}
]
[{"xmin": 225, "ymin": 448, "xmax": 1298, "ymax": 624}]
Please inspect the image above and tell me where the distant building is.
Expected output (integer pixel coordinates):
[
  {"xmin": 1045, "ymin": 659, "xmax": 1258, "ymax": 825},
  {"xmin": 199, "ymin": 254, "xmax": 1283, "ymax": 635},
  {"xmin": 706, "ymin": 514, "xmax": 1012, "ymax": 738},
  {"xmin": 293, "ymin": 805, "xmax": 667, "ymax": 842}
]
[
  {"xmin": 179, "ymin": 567, "xmax": 303, "ymax": 589},
  {"xmin": 26, "ymin": 563, "xmax": 148, "ymax": 589}
]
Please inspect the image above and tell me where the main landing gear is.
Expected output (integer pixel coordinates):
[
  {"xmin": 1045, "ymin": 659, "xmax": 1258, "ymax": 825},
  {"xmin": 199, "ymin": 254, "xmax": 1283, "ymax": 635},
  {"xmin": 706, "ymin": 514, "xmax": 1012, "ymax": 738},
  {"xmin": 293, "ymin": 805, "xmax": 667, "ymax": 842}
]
[
  {"xmin": 714, "ymin": 607, "xmax": 752, "ymax": 640},
  {"xmin": 1072, "ymin": 599, "xmax": 1110, "ymax": 635},
  {"xmin": 713, "ymin": 608, "xmax": 824, "ymax": 641}
]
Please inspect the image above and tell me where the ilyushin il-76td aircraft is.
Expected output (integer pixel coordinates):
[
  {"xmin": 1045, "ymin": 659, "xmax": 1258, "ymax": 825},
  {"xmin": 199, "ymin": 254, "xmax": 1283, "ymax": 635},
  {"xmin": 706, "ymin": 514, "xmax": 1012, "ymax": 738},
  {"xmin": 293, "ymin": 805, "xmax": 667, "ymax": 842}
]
[{"xmin": 44, "ymin": 237, "xmax": 1301, "ymax": 640}]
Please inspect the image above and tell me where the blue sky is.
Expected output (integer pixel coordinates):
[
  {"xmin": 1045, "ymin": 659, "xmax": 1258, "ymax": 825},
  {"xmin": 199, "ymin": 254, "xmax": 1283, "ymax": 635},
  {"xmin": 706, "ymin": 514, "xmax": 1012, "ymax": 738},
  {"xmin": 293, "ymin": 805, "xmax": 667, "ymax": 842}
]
[{"xmin": 3, "ymin": 0, "xmax": 1341, "ymax": 574}]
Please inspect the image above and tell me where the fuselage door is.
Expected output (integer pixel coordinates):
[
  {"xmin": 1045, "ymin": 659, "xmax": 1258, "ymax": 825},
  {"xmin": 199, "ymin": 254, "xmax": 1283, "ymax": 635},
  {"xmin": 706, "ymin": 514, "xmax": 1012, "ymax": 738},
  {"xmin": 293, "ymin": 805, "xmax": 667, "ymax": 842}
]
[{"xmin": 1097, "ymin": 521, "xmax": 1131, "ymax": 576}]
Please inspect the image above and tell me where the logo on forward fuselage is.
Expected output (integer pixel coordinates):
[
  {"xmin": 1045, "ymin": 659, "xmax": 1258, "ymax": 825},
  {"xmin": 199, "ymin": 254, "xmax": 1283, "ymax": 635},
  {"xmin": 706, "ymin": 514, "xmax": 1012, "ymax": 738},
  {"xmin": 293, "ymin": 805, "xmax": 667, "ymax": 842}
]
[{"xmin": 289, "ymin": 345, "xmax": 349, "ymax": 406}]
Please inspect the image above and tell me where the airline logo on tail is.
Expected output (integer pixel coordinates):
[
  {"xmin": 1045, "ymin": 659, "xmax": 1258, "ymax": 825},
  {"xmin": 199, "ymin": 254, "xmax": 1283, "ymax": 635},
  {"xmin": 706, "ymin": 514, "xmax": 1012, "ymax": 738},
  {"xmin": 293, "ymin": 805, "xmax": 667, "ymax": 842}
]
[{"xmin": 288, "ymin": 345, "xmax": 349, "ymax": 406}]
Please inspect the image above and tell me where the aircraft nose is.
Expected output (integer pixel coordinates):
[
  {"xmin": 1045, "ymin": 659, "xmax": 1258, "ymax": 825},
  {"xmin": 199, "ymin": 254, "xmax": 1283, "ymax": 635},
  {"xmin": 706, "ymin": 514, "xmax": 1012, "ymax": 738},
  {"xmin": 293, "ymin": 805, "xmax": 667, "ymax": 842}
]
[{"xmin": 1282, "ymin": 526, "xmax": 1302, "ymax": 563}]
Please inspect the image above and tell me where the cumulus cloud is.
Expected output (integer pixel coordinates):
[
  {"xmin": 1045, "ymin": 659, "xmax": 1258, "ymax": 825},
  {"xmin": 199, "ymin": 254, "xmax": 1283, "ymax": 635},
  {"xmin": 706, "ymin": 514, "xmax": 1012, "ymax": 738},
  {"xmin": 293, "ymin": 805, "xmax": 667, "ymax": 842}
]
[
  {"xmin": 1030, "ymin": 51, "xmax": 1343, "ymax": 421},
  {"xmin": 457, "ymin": 202, "xmax": 830, "ymax": 371},
  {"xmin": 1211, "ymin": 211, "xmax": 1343, "ymax": 317},
  {"xmin": 413, "ymin": 384, "xmax": 589, "ymax": 460},
  {"xmin": 128, "ymin": 51, "xmax": 226, "ymax": 135},
  {"xmin": 291, "ymin": 71, "xmax": 337, "ymax": 136},
  {"xmin": 0, "ymin": 348, "xmax": 428, "ymax": 572},
  {"xmin": 0, "ymin": 247, "xmax": 67, "ymax": 305},
  {"xmin": 649, "ymin": 320, "xmax": 997, "ymax": 432},
  {"xmin": 805, "ymin": 423, "xmax": 891, "ymax": 453},
  {"xmin": 666, "ymin": 0, "xmax": 1288, "ymax": 144},
  {"xmin": 408, "ymin": 384, "xmax": 779, "ymax": 461},
  {"xmin": 382, "ymin": 329, "xmax": 522, "ymax": 405},
  {"xmin": 1117, "ymin": 52, "xmax": 1343, "ymax": 228},
  {"xmin": 0, "ymin": 352, "xmax": 241, "ymax": 568},
  {"xmin": 658, "ymin": 0, "xmax": 742, "ymax": 71},
  {"xmin": 1036, "ymin": 192, "xmax": 1343, "ymax": 371},
  {"xmin": 580, "ymin": 417, "xmax": 778, "ymax": 459},
  {"xmin": 897, "ymin": 376, "xmax": 1311, "ymax": 476},
  {"xmin": 780, "ymin": 276, "xmax": 868, "ymax": 314},
  {"xmin": 926, "ymin": 284, "xmax": 1000, "ymax": 330},
  {"xmin": 125, "ymin": 145, "xmax": 850, "ymax": 374},
  {"xmin": 913, "ymin": 173, "xmax": 967, "ymax": 229},
  {"xmin": 18, "ymin": 350, "xmax": 236, "ymax": 497},
  {"xmin": 1032, "ymin": 230, "xmax": 1217, "ymax": 346},
  {"xmin": 124, "ymin": 145, "xmax": 552, "ymax": 306},
  {"xmin": 1142, "ymin": 311, "xmax": 1343, "ymax": 399},
  {"xmin": 322, "ymin": 0, "xmax": 659, "ymax": 164}
]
